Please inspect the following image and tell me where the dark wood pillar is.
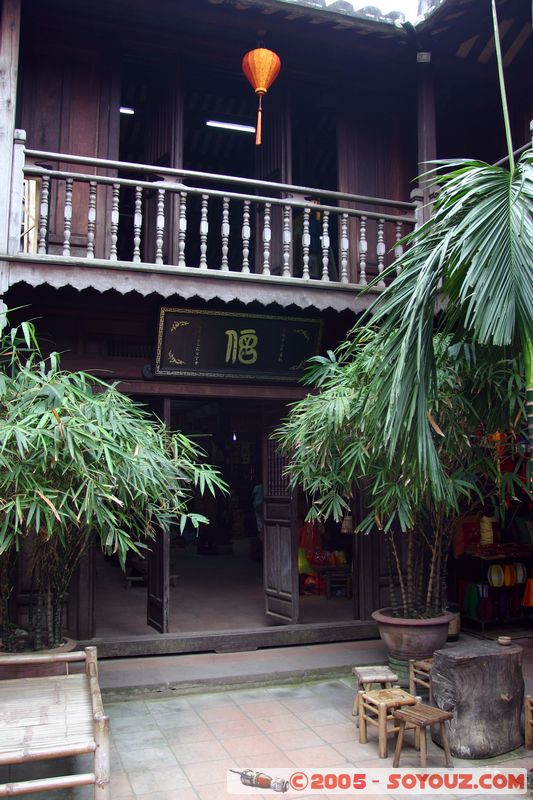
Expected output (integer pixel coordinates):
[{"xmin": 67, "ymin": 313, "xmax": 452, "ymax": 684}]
[
  {"xmin": 146, "ymin": 397, "xmax": 171, "ymax": 633},
  {"xmin": 0, "ymin": 0, "xmax": 21, "ymax": 257},
  {"xmin": 417, "ymin": 51, "xmax": 437, "ymax": 221}
]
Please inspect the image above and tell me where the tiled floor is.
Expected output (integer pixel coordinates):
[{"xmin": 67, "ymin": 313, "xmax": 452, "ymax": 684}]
[{"xmin": 2, "ymin": 673, "xmax": 532, "ymax": 800}]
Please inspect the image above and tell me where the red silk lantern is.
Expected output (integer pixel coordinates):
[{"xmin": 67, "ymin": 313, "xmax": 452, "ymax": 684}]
[{"xmin": 242, "ymin": 47, "xmax": 281, "ymax": 146}]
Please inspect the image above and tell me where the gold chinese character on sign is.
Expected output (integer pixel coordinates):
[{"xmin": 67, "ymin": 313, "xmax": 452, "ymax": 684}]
[{"xmin": 225, "ymin": 329, "xmax": 258, "ymax": 365}]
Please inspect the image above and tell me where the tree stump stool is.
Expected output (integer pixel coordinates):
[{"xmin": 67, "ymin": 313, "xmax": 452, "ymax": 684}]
[
  {"xmin": 351, "ymin": 665, "xmax": 399, "ymax": 716},
  {"xmin": 393, "ymin": 703, "xmax": 453, "ymax": 768},
  {"xmin": 358, "ymin": 687, "xmax": 419, "ymax": 759},
  {"xmin": 431, "ymin": 641, "xmax": 523, "ymax": 758}
]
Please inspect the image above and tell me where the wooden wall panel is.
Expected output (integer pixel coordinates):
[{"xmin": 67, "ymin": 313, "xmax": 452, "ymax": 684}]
[
  {"xmin": 336, "ymin": 81, "xmax": 416, "ymax": 282},
  {"xmin": 20, "ymin": 37, "xmax": 120, "ymax": 258}
]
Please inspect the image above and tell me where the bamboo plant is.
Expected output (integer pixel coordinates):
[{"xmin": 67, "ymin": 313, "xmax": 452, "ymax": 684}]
[
  {"xmin": 276, "ymin": 331, "xmax": 528, "ymax": 616},
  {"xmin": 0, "ymin": 320, "xmax": 226, "ymax": 650}
]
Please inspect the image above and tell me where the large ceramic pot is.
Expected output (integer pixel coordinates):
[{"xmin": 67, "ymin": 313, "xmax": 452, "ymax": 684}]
[
  {"xmin": 372, "ymin": 608, "xmax": 455, "ymax": 660},
  {"xmin": 0, "ymin": 638, "xmax": 77, "ymax": 679}
]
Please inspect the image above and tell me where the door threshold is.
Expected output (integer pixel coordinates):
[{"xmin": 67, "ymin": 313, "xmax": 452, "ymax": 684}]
[{"xmin": 80, "ymin": 620, "xmax": 378, "ymax": 658}]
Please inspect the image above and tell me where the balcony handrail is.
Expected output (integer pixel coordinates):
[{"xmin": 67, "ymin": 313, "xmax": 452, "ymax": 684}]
[
  {"xmin": 23, "ymin": 164, "xmax": 416, "ymax": 225},
  {"xmin": 492, "ymin": 141, "xmax": 530, "ymax": 167},
  {"xmin": 24, "ymin": 147, "xmax": 417, "ymax": 212}
]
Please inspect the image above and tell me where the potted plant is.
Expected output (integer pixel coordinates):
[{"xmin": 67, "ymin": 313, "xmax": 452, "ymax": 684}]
[
  {"xmin": 278, "ymin": 1, "xmax": 531, "ymax": 661},
  {"xmin": 0, "ymin": 320, "xmax": 226, "ymax": 656},
  {"xmin": 276, "ymin": 329, "xmax": 528, "ymax": 661}
]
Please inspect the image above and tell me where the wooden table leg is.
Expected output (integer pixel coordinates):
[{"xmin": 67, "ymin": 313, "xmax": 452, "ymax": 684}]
[
  {"xmin": 440, "ymin": 721, "xmax": 453, "ymax": 768},
  {"xmin": 393, "ymin": 720, "xmax": 405, "ymax": 768},
  {"xmin": 419, "ymin": 726, "xmax": 427, "ymax": 768},
  {"xmin": 378, "ymin": 703, "xmax": 387, "ymax": 759}
]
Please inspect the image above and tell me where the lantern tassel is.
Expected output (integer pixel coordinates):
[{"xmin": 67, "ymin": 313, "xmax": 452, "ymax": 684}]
[{"xmin": 256, "ymin": 94, "xmax": 263, "ymax": 146}]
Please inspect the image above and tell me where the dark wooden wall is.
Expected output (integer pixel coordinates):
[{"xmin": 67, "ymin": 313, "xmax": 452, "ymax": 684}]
[{"xmin": 19, "ymin": 29, "xmax": 120, "ymax": 258}]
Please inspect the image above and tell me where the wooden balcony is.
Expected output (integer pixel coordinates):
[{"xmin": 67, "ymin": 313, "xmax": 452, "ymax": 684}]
[{"xmin": 2, "ymin": 131, "xmax": 419, "ymax": 312}]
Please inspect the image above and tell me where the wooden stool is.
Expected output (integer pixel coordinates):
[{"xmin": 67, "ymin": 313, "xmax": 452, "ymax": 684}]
[
  {"xmin": 393, "ymin": 704, "xmax": 453, "ymax": 768},
  {"xmin": 358, "ymin": 687, "xmax": 419, "ymax": 759},
  {"xmin": 525, "ymin": 695, "xmax": 533, "ymax": 749},
  {"xmin": 351, "ymin": 665, "xmax": 399, "ymax": 717},
  {"xmin": 409, "ymin": 658, "xmax": 433, "ymax": 703}
]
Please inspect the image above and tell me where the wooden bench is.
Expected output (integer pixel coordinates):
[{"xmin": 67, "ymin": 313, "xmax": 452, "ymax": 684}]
[
  {"xmin": 525, "ymin": 695, "xmax": 533, "ymax": 749},
  {"xmin": 408, "ymin": 657, "xmax": 433, "ymax": 703},
  {"xmin": 351, "ymin": 665, "xmax": 399, "ymax": 717},
  {"xmin": 0, "ymin": 647, "xmax": 110, "ymax": 798},
  {"xmin": 358, "ymin": 687, "xmax": 419, "ymax": 759},
  {"xmin": 393, "ymin": 703, "xmax": 453, "ymax": 768}
]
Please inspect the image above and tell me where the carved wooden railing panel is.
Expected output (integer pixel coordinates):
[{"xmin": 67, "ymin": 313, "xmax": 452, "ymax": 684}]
[{"xmin": 8, "ymin": 135, "xmax": 418, "ymax": 287}]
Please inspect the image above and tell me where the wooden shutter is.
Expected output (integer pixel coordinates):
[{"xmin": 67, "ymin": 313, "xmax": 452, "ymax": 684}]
[
  {"xmin": 147, "ymin": 526, "xmax": 170, "ymax": 633},
  {"xmin": 262, "ymin": 433, "xmax": 299, "ymax": 624}
]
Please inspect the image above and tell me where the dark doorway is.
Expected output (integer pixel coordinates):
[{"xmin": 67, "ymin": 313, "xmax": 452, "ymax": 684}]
[{"xmin": 93, "ymin": 397, "xmax": 355, "ymax": 638}]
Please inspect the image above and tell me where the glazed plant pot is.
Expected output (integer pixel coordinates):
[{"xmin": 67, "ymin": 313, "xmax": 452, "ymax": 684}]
[
  {"xmin": 0, "ymin": 638, "xmax": 77, "ymax": 679},
  {"xmin": 371, "ymin": 608, "xmax": 455, "ymax": 660}
]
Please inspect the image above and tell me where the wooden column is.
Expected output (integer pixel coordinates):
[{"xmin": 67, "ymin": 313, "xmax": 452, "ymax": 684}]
[
  {"xmin": 417, "ymin": 52, "xmax": 437, "ymax": 222},
  {"xmin": 0, "ymin": 0, "xmax": 21, "ymax": 322},
  {"xmin": 0, "ymin": 0, "xmax": 21, "ymax": 254}
]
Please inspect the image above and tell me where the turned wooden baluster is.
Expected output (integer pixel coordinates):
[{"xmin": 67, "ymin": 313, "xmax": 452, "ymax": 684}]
[
  {"xmin": 199, "ymin": 194, "xmax": 209, "ymax": 269},
  {"xmin": 282, "ymin": 204, "xmax": 292, "ymax": 277},
  {"xmin": 321, "ymin": 210, "xmax": 330, "ymax": 281},
  {"xmin": 133, "ymin": 185, "xmax": 142, "ymax": 263},
  {"xmin": 242, "ymin": 200, "xmax": 251, "ymax": 273},
  {"xmin": 37, "ymin": 174, "xmax": 50, "ymax": 255},
  {"xmin": 178, "ymin": 191, "xmax": 187, "ymax": 268},
  {"xmin": 221, "ymin": 196, "xmax": 230, "ymax": 271},
  {"xmin": 62, "ymin": 177, "xmax": 73, "ymax": 257},
  {"xmin": 110, "ymin": 183, "xmax": 120, "ymax": 261},
  {"xmin": 155, "ymin": 188, "xmax": 165, "ymax": 265},
  {"xmin": 302, "ymin": 207, "xmax": 310, "ymax": 280},
  {"xmin": 340, "ymin": 212, "xmax": 349, "ymax": 283},
  {"xmin": 394, "ymin": 221, "xmax": 403, "ymax": 274},
  {"xmin": 262, "ymin": 202, "xmax": 271, "ymax": 275},
  {"xmin": 86, "ymin": 180, "xmax": 97, "ymax": 259},
  {"xmin": 377, "ymin": 217, "xmax": 386, "ymax": 288},
  {"xmin": 358, "ymin": 215, "xmax": 367, "ymax": 286}
]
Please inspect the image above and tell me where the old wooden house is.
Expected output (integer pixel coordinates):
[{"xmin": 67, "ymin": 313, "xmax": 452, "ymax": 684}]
[{"xmin": 0, "ymin": 0, "xmax": 531, "ymax": 655}]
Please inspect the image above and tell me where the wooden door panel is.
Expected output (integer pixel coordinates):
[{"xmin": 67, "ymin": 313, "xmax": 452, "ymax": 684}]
[
  {"xmin": 262, "ymin": 434, "xmax": 299, "ymax": 624},
  {"xmin": 147, "ymin": 527, "xmax": 170, "ymax": 633}
]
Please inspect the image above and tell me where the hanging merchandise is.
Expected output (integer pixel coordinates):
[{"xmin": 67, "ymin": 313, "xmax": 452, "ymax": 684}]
[
  {"xmin": 341, "ymin": 513, "xmax": 353, "ymax": 534},
  {"xmin": 479, "ymin": 515, "xmax": 495, "ymax": 545},
  {"xmin": 521, "ymin": 578, "xmax": 533, "ymax": 607},
  {"xmin": 242, "ymin": 47, "xmax": 281, "ymax": 145}
]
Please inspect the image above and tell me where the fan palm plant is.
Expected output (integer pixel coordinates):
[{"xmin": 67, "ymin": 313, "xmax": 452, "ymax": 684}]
[
  {"xmin": 0, "ymin": 320, "xmax": 226, "ymax": 650},
  {"xmin": 277, "ymin": 0, "xmax": 532, "ymax": 624}
]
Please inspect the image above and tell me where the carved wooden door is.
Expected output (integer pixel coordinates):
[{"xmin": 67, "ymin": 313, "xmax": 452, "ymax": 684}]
[
  {"xmin": 254, "ymin": 91, "xmax": 292, "ymax": 275},
  {"xmin": 262, "ymin": 432, "xmax": 299, "ymax": 624},
  {"xmin": 147, "ymin": 526, "xmax": 170, "ymax": 633}
]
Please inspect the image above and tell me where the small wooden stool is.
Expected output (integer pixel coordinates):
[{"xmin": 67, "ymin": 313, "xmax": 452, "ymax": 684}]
[
  {"xmin": 408, "ymin": 658, "xmax": 433, "ymax": 702},
  {"xmin": 358, "ymin": 687, "xmax": 419, "ymax": 759},
  {"xmin": 393, "ymin": 703, "xmax": 453, "ymax": 768},
  {"xmin": 525, "ymin": 695, "xmax": 533, "ymax": 749},
  {"xmin": 351, "ymin": 665, "xmax": 399, "ymax": 717}
]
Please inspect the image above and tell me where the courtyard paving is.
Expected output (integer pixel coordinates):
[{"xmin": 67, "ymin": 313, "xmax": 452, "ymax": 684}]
[{"xmin": 2, "ymin": 657, "xmax": 532, "ymax": 800}]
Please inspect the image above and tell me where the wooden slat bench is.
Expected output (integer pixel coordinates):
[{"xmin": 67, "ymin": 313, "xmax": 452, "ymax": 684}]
[{"xmin": 0, "ymin": 647, "xmax": 110, "ymax": 798}]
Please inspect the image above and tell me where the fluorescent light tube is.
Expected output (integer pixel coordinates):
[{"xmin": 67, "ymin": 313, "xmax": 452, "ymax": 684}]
[
  {"xmin": 120, "ymin": 106, "xmax": 135, "ymax": 115},
  {"xmin": 206, "ymin": 120, "xmax": 255, "ymax": 133}
]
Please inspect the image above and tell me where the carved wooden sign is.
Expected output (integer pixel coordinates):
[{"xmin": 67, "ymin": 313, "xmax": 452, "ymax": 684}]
[{"xmin": 155, "ymin": 307, "xmax": 323, "ymax": 381}]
